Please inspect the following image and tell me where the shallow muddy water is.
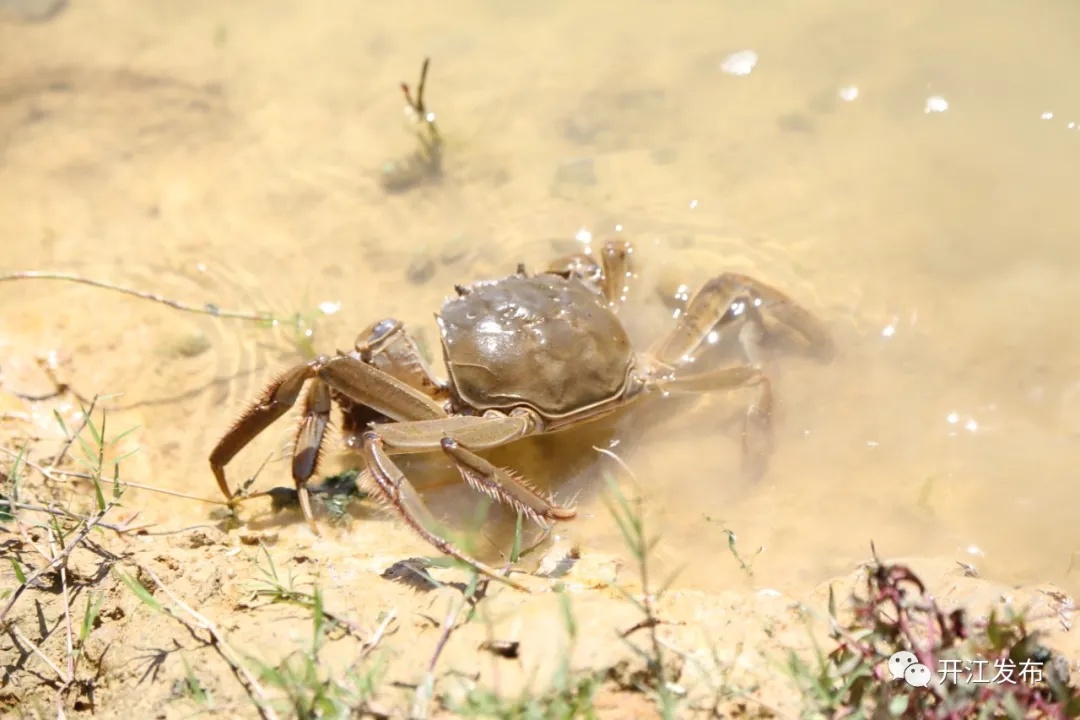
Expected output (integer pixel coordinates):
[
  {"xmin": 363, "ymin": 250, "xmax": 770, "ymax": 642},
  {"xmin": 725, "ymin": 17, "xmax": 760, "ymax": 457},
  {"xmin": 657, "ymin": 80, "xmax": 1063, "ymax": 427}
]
[{"xmin": 3, "ymin": 0, "xmax": 1080, "ymax": 599}]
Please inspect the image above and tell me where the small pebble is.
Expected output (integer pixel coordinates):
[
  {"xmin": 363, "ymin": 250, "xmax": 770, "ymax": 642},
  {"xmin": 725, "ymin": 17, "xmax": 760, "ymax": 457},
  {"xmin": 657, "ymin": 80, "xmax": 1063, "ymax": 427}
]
[
  {"xmin": 777, "ymin": 112, "xmax": 814, "ymax": 134},
  {"xmin": 562, "ymin": 116, "xmax": 602, "ymax": 145},
  {"xmin": 406, "ymin": 255, "xmax": 436, "ymax": 285},
  {"xmin": 379, "ymin": 152, "xmax": 438, "ymax": 194},
  {"xmin": 177, "ymin": 527, "xmax": 227, "ymax": 549},
  {"xmin": 554, "ymin": 157, "xmax": 597, "ymax": 187},
  {"xmin": 238, "ymin": 530, "xmax": 278, "ymax": 546},
  {"xmin": 169, "ymin": 332, "xmax": 212, "ymax": 359}
]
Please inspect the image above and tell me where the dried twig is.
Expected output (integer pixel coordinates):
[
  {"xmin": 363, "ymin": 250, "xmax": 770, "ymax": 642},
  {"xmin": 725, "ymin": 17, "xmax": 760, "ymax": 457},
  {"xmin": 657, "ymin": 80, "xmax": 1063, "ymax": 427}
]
[
  {"xmin": 593, "ymin": 445, "xmax": 640, "ymax": 491},
  {"xmin": 122, "ymin": 523, "xmax": 220, "ymax": 537},
  {"xmin": 410, "ymin": 593, "xmax": 466, "ymax": 719},
  {"xmin": 381, "ymin": 58, "xmax": 443, "ymax": 194},
  {"xmin": 9, "ymin": 479, "xmax": 52, "ymax": 561},
  {"xmin": 48, "ymin": 525, "xmax": 77, "ymax": 686},
  {"xmin": 0, "ymin": 271, "xmax": 274, "ymax": 323},
  {"xmin": 10, "ymin": 356, "xmax": 92, "ymax": 407},
  {"xmin": 401, "ymin": 57, "xmax": 441, "ymax": 146},
  {"xmin": 0, "ymin": 499, "xmax": 151, "ymax": 536},
  {"xmin": 0, "ymin": 448, "xmax": 226, "ymax": 506},
  {"xmin": 361, "ymin": 608, "xmax": 397, "ymax": 659},
  {"xmin": 136, "ymin": 565, "xmax": 279, "ymax": 720},
  {"xmin": 0, "ymin": 502, "xmax": 117, "ymax": 624},
  {"xmin": 9, "ymin": 625, "xmax": 69, "ymax": 683},
  {"xmin": 48, "ymin": 394, "xmax": 99, "ymax": 474}
]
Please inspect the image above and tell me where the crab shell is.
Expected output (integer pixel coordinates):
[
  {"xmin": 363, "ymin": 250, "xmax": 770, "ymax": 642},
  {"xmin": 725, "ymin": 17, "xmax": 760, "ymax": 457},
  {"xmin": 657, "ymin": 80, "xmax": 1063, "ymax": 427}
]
[{"xmin": 435, "ymin": 274, "xmax": 639, "ymax": 422}]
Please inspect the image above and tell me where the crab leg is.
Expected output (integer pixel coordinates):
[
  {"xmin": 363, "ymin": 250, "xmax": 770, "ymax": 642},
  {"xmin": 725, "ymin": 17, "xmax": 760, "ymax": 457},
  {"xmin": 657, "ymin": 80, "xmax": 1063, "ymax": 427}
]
[
  {"xmin": 291, "ymin": 379, "xmax": 333, "ymax": 528},
  {"xmin": 442, "ymin": 437, "xmax": 578, "ymax": 522},
  {"xmin": 597, "ymin": 240, "xmax": 633, "ymax": 309},
  {"xmin": 318, "ymin": 355, "xmax": 446, "ymax": 421},
  {"xmin": 646, "ymin": 272, "xmax": 832, "ymax": 481},
  {"xmin": 353, "ymin": 317, "xmax": 447, "ymax": 397},
  {"xmin": 358, "ymin": 412, "xmax": 575, "ymax": 590},
  {"xmin": 373, "ymin": 414, "xmax": 529, "ymax": 451},
  {"xmin": 647, "ymin": 365, "xmax": 773, "ymax": 481},
  {"xmin": 210, "ymin": 364, "xmax": 311, "ymax": 503},
  {"xmin": 209, "ymin": 354, "xmax": 448, "ymax": 533},
  {"xmin": 545, "ymin": 239, "xmax": 634, "ymax": 311},
  {"xmin": 362, "ymin": 432, "xmax": 529, "ymax": 591},
  {"xmin": 368, "ymin": 415, "xmax": 579, "ymax": 587},
  {"xmin": 652, "ymin": 272, "xmax": 835, "ymax": 367},
  {"xmin": 372, "ymin": 413, "xmax": 578, "ymax": 523}
]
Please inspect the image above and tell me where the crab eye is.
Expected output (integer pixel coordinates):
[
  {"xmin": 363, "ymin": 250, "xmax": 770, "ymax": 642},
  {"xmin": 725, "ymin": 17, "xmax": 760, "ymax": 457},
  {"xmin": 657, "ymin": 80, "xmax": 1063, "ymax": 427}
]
[
  {"xmin": 355, "ymin": 318, "xmax": 404, "ymax": 358},
  {"xmin": 370, "ymin": 318, "xmax": 400, "ymax": 340}
]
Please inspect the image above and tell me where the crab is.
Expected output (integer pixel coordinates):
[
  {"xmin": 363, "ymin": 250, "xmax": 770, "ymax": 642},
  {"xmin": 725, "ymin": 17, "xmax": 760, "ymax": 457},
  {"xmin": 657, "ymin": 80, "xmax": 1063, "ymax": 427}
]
[{"xmin": 209, "ymin": 239, "xmax": 834, "ymax": 589}]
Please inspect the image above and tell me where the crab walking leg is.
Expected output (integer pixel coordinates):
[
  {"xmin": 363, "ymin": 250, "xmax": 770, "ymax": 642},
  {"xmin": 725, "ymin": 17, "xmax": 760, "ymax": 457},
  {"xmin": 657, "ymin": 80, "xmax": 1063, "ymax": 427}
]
[
  {"xmin": 210, "ymin": 363, "xmax": 311, "ymax": 502},
  {"xmin": 598, "ymin": 240, "xmax": 633, "ymax": 309},
  {"xmin": 209, "ymin": 354, "xmax": 449, "ymax": 531},
  {"xmin": 648, "ymin": 365, "xmax": 774, "ymax": 481},
  {"xmin": 441, "ymin": 438, "xmax": 578, "ymax": 524},
  {"xmin": 317, "ymin": 355, "xmax": 447, "ymax": 421},
  {"xmin": 374, "ymin": 413, "xmax": 578, "ymax": 523},
  {"xmin": 362, "ymin": 432, "xmax": 530, "ymax": 592},
  {"xmin": 291, "ymin": 380, "xmax": 332, "ymax": 532},
  {"xmin": 652, "ymin": 272, "xmax": 835, "ymax": 367},
  {"xmin": 543, "ymin": 239, "xmax": 635, "ymax": 311},
  {"xmin": 353, "ymin": 318, "xmax": 448, "ymax": 397}
]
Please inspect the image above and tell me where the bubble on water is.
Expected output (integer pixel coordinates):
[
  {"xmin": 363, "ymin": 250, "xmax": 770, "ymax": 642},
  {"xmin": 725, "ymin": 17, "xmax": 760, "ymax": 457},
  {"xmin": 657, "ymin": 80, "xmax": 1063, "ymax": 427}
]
[
  {"xmin": 720, "ymin": 50, "xmax": 758, "ymax": 76},
  {"xmin": 924, "ymin": 96, "xmax": 949, "ymax": 113}
]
